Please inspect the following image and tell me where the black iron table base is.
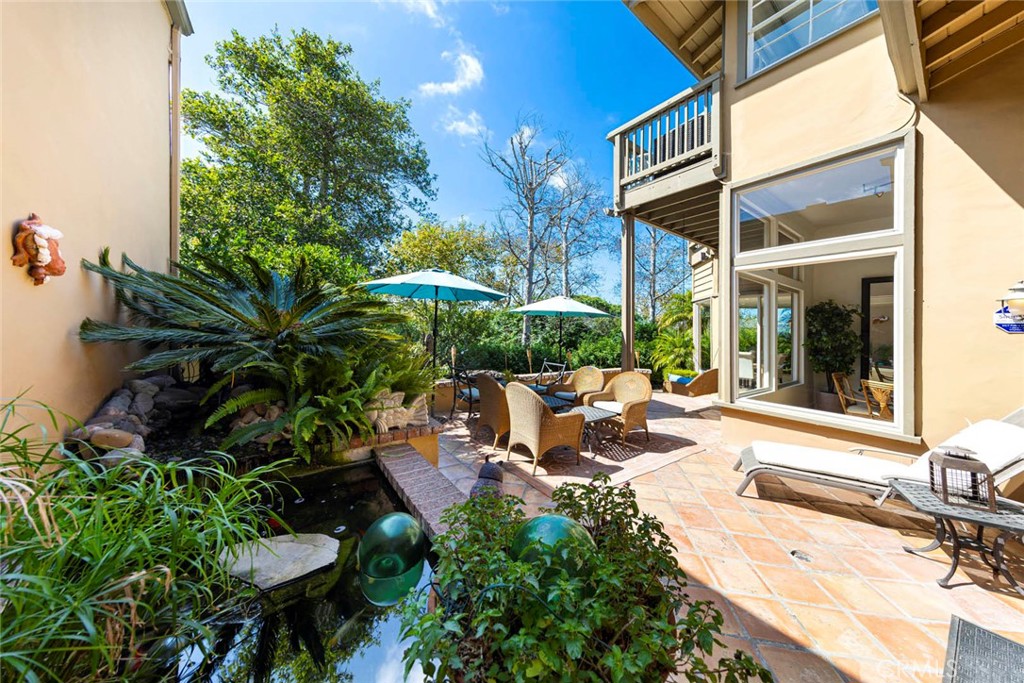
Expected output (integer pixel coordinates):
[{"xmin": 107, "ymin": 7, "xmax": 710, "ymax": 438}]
[{"xmin": 892, "ymin": 479, "xmax": 1024, "ymax": 597}]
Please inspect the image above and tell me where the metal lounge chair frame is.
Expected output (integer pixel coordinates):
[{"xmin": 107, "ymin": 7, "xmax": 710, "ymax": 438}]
[{"xmin": 733, "ymin": 408, "xmax": 1024, "ymax": 505}]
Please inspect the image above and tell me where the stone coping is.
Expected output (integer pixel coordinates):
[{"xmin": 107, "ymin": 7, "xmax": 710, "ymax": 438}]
[
  {"xmin": 375, "ymin": 443, "xmax": 467, "ymax": 539},
  {"xmin": 347, "ymin": 418, "xmax": 445, "ymax": 450}
]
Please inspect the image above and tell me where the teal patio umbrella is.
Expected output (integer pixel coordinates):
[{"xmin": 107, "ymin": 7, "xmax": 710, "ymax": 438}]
[
  {"xmin": 510, "ymin": 296, "xmax": 612, "ymax": 365},
  {"xmin": 360, "ymin": 268, "xmax": 507, "ymax": 368}
]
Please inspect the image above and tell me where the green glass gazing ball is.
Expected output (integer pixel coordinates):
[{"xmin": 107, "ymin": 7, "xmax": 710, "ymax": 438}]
[
  {"xmin": 511, "ymin": 514, "xmax": 596, "ymax": 578},
  {"xmin": 357, "ymin": 512, "xmax": 427, "ymax": 607}
]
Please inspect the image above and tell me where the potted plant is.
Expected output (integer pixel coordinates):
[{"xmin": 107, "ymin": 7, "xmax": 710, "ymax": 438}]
[
  {"xmin": 803, "ymin": 299, "xmax": 862, "ymax": 412},
  {"xmin": 400, "ymin": 474, "xmax": 772, "ymax": 682}
]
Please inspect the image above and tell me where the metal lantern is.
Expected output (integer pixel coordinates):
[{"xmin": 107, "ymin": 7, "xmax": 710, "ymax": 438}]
[{"xmin": 928, "ymin": 447, "xmax": 996, "ymax": 512}]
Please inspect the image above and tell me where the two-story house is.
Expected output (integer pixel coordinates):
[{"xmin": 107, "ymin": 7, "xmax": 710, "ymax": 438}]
[{"xmin": 609, "ymin": 1, "xmax": 1023, "ymax": 459}]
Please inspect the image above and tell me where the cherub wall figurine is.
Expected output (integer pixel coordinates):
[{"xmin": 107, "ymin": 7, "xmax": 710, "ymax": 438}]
[{"xmin": 11, "ymin": 213, "xmax": 66, "ymax": 285}]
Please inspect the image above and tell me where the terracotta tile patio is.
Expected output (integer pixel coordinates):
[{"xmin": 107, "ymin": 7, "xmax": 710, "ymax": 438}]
[{"xmin": 435, "ymin": 392, "xmax": 1024, "ymax": 682}]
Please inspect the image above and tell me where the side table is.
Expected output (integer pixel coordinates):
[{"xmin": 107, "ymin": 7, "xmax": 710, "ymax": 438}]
[{"xmin": 889, "ymin": 479, "xmax": 1024, "ymax": 596}]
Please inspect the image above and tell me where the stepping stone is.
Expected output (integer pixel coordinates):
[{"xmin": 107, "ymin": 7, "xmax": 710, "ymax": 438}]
[{"xmin": 219, "ymin": 533, "xmax": 340, "ymax": 591}]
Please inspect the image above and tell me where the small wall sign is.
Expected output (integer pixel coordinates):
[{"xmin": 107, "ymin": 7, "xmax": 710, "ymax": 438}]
[{"xmin": 994, "ymin": 306, "xmax": 1024, "ymax": 334}]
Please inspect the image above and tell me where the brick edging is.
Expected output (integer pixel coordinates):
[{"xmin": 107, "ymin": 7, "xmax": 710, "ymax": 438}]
[{"xmin": 375, "ymin": 443, "xmax": 467, "ymax": 539}]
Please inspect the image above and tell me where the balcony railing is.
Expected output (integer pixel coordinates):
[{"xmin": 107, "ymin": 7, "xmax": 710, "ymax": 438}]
[{"xmin": 608, "ymin": 74, "xmax": 722, "ymax": 199}]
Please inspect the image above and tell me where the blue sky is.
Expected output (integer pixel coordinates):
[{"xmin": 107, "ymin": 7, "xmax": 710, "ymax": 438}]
[{"xmin": 180, "ymin": 0, "xmax": 696, "ymax": 299}]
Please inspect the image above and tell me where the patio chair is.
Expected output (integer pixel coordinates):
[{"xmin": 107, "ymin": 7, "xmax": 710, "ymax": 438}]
[
  {"xmin": 545, "ymin": 365, "xmax": 605, "ymax": 406},
  {"xmin": 448, "ymin": 364, "xmax": 479, "ymax": 420},
  {"xmin": 675, "ymin": 368, "xmax": 719, "ymax": 397},
  {"xmin": 475, "ymin": 374, "xmax": 510, "ymax": 448},
  {"xmin": 583, "ymin": 371, "xmax": 652, "ymax": 445},
  {"xmin": 505, "ymin": 382, "xmax": 584, "ymax": 475},
  {"xmin": 733, "ymin": 409, "xmax": 1024, "ymax": 504},
  {"xmin": 861, "ymin": 379, "xmax": 894, "ymax": 421},
  {"xmin": 832, "ymin": 372, "xmax": 872, "ymax": 418},
  {"xmin": 523, "ymin": 359, "xmax": 567, "ymax": 394}
]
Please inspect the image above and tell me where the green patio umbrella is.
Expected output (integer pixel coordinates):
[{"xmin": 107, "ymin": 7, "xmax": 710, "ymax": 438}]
[
  {"xmin": 359, "ymin": 268, "xmax": 507, "ymax": 368},
  {"xmin": 510, "ymin": 296, "xmax": 612, "ymax": 365}
]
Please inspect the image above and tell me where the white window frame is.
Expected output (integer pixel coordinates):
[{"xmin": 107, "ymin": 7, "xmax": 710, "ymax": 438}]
[
  {"xmin": 726, "ymin": 131, "xmax": 916, "ymax": 439},
  {"xmin": 742, "ymin": 0, "xmax": 880, "ymax": 81}
]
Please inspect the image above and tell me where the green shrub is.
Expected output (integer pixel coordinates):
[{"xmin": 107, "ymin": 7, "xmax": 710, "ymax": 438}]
[
  {"xmin": 0, "ymin": 399, "xmax": 286, "ymax": 682},
  {"xmin": 401, "ymin": 474, "xmax": 772, "ymax": 682}
]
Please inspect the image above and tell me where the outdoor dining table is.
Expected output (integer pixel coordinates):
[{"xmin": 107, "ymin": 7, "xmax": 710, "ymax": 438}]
[{"xmin": 567, "ymin": 405, "xmax": 617, "ymax": 453}]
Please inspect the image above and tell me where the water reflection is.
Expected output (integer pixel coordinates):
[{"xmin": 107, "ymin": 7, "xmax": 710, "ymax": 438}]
[{"xmin": 181, "ymin": 465, "xmax": 428, "ymax": 683}]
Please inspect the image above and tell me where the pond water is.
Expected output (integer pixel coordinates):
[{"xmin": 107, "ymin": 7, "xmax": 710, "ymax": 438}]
[{"xmin": 182, "ymin": 464, "xmax": 429, "ymax": 683}]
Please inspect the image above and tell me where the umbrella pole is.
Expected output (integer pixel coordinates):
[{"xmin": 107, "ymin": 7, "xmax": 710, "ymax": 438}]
[
  {"xmin": 431, "ymin": 294, "xmax": 439, "ymax": 419},
  {"xmin": 559, "ymin": 315, "xmax": 564, "ymax": 367}
]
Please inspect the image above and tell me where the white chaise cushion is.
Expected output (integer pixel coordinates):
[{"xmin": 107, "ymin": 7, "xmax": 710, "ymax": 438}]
[
  {"xmin": 592, "ymin": 400, "xmax": 624, "ymax": 415},
  {"xmin": 750, "ymin": 441, "xmax": 908, "ymax": 487},
  {"xmin": 900, "ymin": 419, "xmax": 1024, "ymax": 484}
]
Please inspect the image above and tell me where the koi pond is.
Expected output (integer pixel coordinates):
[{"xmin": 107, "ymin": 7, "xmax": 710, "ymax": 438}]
[{"xmin": 180, "ymin": 464, "xmax": 429, "ymax": 682}]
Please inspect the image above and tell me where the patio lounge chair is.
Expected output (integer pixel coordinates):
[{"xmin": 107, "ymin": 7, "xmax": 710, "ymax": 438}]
[
  {"xmin": 505, "ymin": 382, "xmax": 584, "ymax": 475},
  {"xmin": 545, "ymin": 365, "xmax": 605, "ymax": 406},
  {"xmin": 475, "ymin": 374, "xmax": 510, "ymax": 448},
  {"xmin": 583, "ymin": 371, "xmax": 652, "ymax": 445},
  {"xmin": 733, "ymin": 409, "xmax": 1024, "ymax": 504}
]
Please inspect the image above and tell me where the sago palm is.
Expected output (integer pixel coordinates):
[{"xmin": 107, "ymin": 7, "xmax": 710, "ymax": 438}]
[{"xmin": 79, "ymin": 249, "xmax": 406, "ymax": 376}]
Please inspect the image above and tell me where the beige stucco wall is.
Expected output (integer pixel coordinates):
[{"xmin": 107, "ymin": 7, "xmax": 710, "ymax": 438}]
[
  {"xmin": 1, "ymin": 0, "xmax": 174, "ymax": 424},
  {"xmin": 722, "ymin": 12, "xmax": 911, "ymax": 183},
  {"xmin": 715, "ymin": 9, "xmax": 1024, "ymax": 457}
]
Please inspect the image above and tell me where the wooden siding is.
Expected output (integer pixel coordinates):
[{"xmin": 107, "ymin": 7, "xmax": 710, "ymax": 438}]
[{"xmin": 692, "ymin": 258, "xmax": 715, "ymax": 301}]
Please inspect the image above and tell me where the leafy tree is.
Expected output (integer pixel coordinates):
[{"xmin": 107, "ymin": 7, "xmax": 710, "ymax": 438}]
[{"xmin": 181, "ymin": 29, "xmax": 435, "ymax": 283}]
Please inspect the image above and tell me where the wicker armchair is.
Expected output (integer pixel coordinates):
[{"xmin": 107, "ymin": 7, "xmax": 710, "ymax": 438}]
[
  {"xmin": 475, "ymin": 374, "xmax": 510, "ymax": 447},
  {"xmin": 545, "ymin": 365, "xmax": 605, "ymax": 406},
  {"xmin": 505, "ymin": 382, "xmax": 584, "ymax": 475},
  {"xmin": 583, "ymin": 371, "xmax": 652, "ymax": 445}
]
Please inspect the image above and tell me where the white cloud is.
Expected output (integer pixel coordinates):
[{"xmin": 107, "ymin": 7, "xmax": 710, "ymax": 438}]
[
  {"xmin": 442, "ymin": 106, "xmax": 488, "ymax": 138},
  {"xmin": 395, "ymin": 0, "xmax": 446, "ymax": 27},
  {"xmin": 419, "ymin": 51, "xmax": 484, "ymax": 97},
  {"xmin": 491, "ymin": 2, "xmax": 510, "ymax": 15},
  {"xmin": 549, "ymin": 168, "xmax": 569, "ymax": 191}
]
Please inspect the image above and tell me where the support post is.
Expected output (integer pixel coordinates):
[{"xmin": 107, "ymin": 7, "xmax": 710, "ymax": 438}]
[{"xmin": 621, "ymin": 213, "xmax": 636, "ymax": 371}]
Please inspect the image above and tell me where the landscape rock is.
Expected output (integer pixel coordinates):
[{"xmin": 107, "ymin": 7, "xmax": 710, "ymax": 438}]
[
  {"xmin": 70, "ymin": 424, "xmax": 109, "ymax": 441},
  {"xmin": 144, "ymin": 374, "xmax": 177, "ymax": 389},
  {"xmin": 129, "ymin": 393, "xmax": 155, "ymax": 417},
  {"xmin": 85, "ymin": 417, "xmax": 114, "ymax": 428},
  {"xmin": 129, "ymin": 434, "xmax": 146, "ymax": 452},
  {"xmin": 90, "ymin": 429, "xmax": 135, "ymax": 450},
  {"xmin": 153, "ymin": 388, "xmax": 199, "ymax": 411},
  {"xmin": 219, "ymin": 533, "xmax": 340, "ymax": 591},
  {"xmin": 127, "ymin": 379, "xmax": 161, "ymax": 397},
  {"xmin": 110, "ymin": 417, "xmax": 140, "ymax": 435},
  {"xmin": 94, "ymin": 448, "xmax": 148, "ymax": 469}
]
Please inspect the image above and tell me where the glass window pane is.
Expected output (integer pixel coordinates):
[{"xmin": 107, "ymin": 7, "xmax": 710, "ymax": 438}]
[
  {"xmin": 748, "ymin": 0, "xmax": 877, "ymax": 75},
  {"xmin": 811, "ymin": 0, "xmax": 878, "ymax": 42},
  {"xmin": 741, "ymin": 257, "xmax": 896, "ymax": 421},
  {"xmin": 739, "ymin": 209, "xmax": 768, "ymax": 251},
  {"xmin": 737, "ymin": 277, "xmax": 768, "ymax": 394},
  {"xmin": 777, "ymin": 288, "xmax": 796, "ymax": 384},
  {"xmin": 736, "ymin": 148, "xmax": 897, "ymax": 252}
]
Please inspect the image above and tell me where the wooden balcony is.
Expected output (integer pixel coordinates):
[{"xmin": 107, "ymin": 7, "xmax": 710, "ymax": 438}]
[{"xmin": 608, "ymin": 74, "xmax": 723, "ymax": 212}]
